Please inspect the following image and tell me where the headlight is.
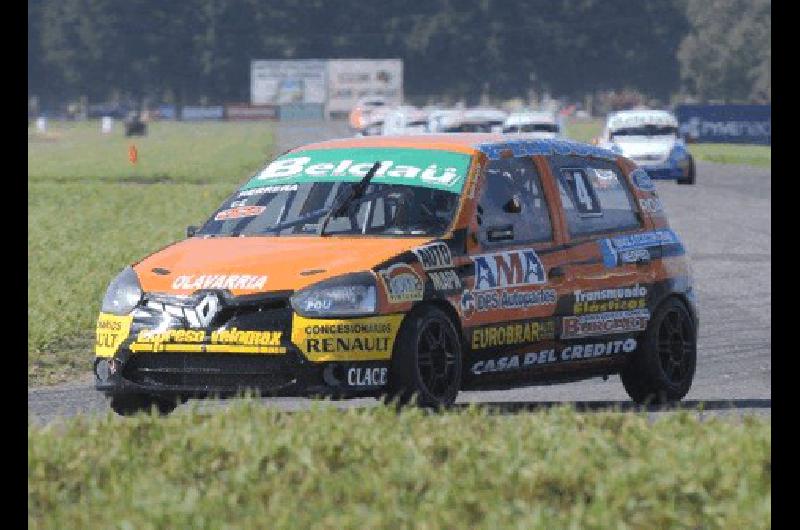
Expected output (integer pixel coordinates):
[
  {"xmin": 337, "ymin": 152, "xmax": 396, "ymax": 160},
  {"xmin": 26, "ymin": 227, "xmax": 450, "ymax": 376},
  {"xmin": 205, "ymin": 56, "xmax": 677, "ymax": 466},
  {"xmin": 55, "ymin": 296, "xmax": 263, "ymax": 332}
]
[
  {"xmin": 291, "ymin": 273, "xmax": 377, "ymax": 317},
  {"xmin": 101, "ymin": 266, "xmax": 143, "ymax": 315}
]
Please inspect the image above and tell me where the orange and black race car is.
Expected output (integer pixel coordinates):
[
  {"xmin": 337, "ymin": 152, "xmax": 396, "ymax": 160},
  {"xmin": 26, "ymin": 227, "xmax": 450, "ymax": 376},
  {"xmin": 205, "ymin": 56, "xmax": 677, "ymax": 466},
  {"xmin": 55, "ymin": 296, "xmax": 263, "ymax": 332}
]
[{"xmin": 94, "ymin": 134, "xmax": 697, "ymax": 415}]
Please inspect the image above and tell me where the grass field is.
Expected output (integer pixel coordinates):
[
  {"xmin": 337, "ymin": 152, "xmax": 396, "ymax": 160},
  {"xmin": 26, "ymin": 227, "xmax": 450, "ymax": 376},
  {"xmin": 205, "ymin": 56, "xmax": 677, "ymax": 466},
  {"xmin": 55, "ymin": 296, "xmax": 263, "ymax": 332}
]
[
  {"xmin": 564, "ymin": 118, "xmax": 771, "ymax": 168},
  {"xmin": 28, "ymin": 122, "xmax": 275, "ymax": 384},
  {"xmin": 28, "ymin": 402, "xmax": 771, "ymax": 529}
]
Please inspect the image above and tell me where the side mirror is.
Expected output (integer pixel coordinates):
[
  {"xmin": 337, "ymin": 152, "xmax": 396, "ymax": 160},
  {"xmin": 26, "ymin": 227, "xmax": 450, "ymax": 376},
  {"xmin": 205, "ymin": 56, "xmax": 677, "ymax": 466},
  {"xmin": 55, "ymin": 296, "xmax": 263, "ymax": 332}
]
[
  {"xmin": 186, "ymin": 225, "xmax": 198, "ymax": 237},
  {"xmin": 502, "ymin": 196, "xmax": 523, "ymax": 214}
]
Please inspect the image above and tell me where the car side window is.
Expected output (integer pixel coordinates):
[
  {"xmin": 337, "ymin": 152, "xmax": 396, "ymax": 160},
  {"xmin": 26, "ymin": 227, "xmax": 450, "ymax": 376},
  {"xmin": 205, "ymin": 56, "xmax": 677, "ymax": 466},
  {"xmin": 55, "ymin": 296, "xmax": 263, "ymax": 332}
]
[
  {"xmin": 477, "ymin": 156, "xmax": 553, "ymax": 245},
  {"xmin": 550, "ymin": 155, "xmax": 640, "ymax": 237}
]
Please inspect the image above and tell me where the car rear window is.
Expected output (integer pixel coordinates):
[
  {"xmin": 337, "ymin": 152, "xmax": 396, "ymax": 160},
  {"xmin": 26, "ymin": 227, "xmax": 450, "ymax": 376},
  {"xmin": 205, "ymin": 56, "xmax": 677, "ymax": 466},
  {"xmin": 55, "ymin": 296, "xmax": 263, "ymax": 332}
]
[{"xmin": 549, "ymin": 155, "xmax": 640, "ymax": 237}]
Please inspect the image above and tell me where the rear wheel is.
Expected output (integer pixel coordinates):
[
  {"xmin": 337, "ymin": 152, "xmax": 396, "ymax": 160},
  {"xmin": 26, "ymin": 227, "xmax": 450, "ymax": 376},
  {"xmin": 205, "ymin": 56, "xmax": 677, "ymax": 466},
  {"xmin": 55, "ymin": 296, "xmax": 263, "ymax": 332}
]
[
  {"xmin": 109, "ymin": 393, "xmax": 179, "ymax": 416},
  {"xmin": 620, "ymin": 297, "xmax": 697, "ymax": 404},
  {"xmin": 384, "ymin": 305, "xmax": 462, "ymax": 409}
]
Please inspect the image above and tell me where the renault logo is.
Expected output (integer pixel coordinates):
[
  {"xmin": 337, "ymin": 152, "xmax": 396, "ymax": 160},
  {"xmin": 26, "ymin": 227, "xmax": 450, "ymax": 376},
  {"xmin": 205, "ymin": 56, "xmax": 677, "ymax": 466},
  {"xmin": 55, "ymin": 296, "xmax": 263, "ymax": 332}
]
[{"xmin": 185, "ymin": 293, "xmax": 220, "ymax": 328}]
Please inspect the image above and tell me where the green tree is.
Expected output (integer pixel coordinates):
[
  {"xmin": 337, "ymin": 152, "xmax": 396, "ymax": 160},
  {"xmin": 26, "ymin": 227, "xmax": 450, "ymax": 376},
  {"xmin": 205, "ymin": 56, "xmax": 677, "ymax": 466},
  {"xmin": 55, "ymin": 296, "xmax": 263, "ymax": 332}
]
[{"xmin": 678, "ymin": 0, "xmax": 771, "ymax": 102}]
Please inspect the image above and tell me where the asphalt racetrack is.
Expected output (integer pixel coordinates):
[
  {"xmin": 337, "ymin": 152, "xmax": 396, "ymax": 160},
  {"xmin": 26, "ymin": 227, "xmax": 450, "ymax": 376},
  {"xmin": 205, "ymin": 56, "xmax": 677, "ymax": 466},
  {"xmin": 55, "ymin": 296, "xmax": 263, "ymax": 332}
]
[{"xmin": 28, "ymin": 122, "xmax": 771, "ymax": 421}]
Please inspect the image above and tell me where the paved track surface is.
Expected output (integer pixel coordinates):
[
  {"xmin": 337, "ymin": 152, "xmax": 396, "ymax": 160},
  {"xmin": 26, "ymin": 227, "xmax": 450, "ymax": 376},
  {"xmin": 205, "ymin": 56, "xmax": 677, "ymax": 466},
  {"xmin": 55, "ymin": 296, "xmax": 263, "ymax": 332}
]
[{"xmin": 29, "ymin": 122, "xmax": 771, "ymax": 422}]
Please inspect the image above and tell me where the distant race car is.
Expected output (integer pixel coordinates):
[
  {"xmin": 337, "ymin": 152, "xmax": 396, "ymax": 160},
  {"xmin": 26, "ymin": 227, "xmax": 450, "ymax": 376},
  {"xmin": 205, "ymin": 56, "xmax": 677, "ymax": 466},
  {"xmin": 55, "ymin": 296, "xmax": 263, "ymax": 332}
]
[
  {"xmin": 349, "ymin": 97, "xmax": 389, "ymax": 132},
  {"xmin": 380, "ymin": 106, "xmax": 429, "ymax": 135},
  {"xmin": 94, "ymin": 134, "xmax": 697, "ymax": 415},
  {"xmin": 502, "ymin": 111, "xmax": 563, "ymax": 138},
  {"xmin": 599, "ymin": 110, "xmax": 695, "ymax": 185},
  {"xmin": 439, "ymin": 108, "xmax": 507, "ymax": 133}
]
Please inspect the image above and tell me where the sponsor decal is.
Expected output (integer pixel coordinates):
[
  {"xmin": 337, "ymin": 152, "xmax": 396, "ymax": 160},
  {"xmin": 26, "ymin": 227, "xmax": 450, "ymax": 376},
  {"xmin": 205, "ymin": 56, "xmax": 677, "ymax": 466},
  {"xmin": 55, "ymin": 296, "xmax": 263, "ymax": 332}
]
[
  {"xmin": 591, "ymin": 169, "xmax": 619, "ymax": 189},
  {"xmin": 130, "ymin": 327, "xmax": 286, "ymax": 354},
  {"xmin": 599, "ymin": 229, "xmax": 681, "ymax": 268},
  {"xmin": 214, "ymin": 205, "xmax": 266, "ymax": 221},
  {"xmin": 378, "ymin": 263, "xmax": 424, "ymax": 303},
  {"xmin": 638, "ymin": 197, "xmax": 664, "ymax": 214},
  {"xmin": 630, "ymin": 168, "xmax": 655, "ymax": 191},
  {"xmin": 237, "ymin": 184, "xmax": 299, "ymax": 197},
  {"xmin": 95, "ymin": 313, "xmax": 133, "ymax": 358},
  {"xmin": 347, "ymin": 367, "xmax": 388, "ymax": 386},
  {"xmin": 291, "ymin": 314, "xmax": 404, "ymax": 361},
  {"xmin": 573, "ymin": 285, "xmax": 647, "ymax": 314},
  {"xmin": 242, "ymin": 148, "xmax": 472, "ymax": 193},
  {"xmin": 462, "ymin": 288, "xmax": 556, "ymax": 317},
  {"xmin": 470, "ymin": 319, "xmax": 555, "ymax": 350},
  {"xmin": 172, "ymin": 274, "xmax": 268, "ymax": 291},
  {"xmin": 429, "ymin": 269, "xmax": 462, "ymax": 292},
  {"xmin": 471, "ymin": 338, "xmax": 637, "ymax": 375},
  {"xmin": 477, "ymin": 139, "xmax": 617, "ymax": 161},
  {"xmin": 561, "ymin": 310, "xmax": 650, "ymax": 339},
  {"xmin": 472, "ymin": 249, "xmax": 546, "ymax": 290},
  {"xmin": 413, "ymin": 242, "xmax": 453, "ymax": 270}
]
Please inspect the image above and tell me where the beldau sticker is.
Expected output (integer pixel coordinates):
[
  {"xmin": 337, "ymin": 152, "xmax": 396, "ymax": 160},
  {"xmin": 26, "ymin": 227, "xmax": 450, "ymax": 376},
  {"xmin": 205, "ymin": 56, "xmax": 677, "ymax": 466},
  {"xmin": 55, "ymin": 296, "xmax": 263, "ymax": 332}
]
[{"xmin": 242, "ymin": 148, "xmax": 472, "ymax": 193}]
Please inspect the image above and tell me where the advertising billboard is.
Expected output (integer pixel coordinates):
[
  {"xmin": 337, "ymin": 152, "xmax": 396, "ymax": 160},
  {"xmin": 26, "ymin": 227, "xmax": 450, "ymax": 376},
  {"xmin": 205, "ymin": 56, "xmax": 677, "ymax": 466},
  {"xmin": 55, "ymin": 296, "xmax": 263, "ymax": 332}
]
[
  {"xmin": 326, "ymin": 59, "xmax": 403, "ymax": 115},
  {"xmin": 251, "ymin": 60, "xmax": 327, "ymax": 105},
  {"xmin": 675, "ymin": 104, "xmax": 771, "ymax": 145}
]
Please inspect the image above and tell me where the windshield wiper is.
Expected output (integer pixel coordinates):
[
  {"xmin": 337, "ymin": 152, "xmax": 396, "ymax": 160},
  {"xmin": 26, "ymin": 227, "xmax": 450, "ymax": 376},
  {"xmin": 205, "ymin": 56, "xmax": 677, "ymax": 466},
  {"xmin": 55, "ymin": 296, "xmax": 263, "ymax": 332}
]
[{"xmin": 318, "ymin": 161, "xmax": 381, "ymax": 236}]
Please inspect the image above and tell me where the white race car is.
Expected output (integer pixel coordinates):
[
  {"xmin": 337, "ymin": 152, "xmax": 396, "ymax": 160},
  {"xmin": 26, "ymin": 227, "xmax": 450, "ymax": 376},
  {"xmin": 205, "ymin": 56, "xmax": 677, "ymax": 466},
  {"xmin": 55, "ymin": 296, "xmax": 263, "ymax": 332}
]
[
  {"xmin": 599, "ymin": 110, "xmax": 695, "ymax": 185},
  {"xmin": 502, "ymin": 111, "xmax": 563, "ymax": 138}
]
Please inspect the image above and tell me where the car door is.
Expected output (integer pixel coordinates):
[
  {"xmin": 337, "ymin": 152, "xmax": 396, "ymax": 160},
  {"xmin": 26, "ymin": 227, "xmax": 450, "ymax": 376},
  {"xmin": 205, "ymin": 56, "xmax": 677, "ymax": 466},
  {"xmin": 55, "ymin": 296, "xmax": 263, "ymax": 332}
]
[
  {"xmin": 461, "ymin": 153, "xmax": 571, "ymax": 382},
  {"xmin": 545, "ymin": 154, "xmax": 656, "ymax": 366}
]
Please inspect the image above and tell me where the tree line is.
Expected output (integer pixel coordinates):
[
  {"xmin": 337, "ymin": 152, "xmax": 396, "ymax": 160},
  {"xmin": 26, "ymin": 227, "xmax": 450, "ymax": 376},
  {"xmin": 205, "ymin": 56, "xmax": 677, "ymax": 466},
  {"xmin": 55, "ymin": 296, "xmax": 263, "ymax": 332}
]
[{"xmin": 28, "ymin": 0, "xmax": 770, "ymax": 110}]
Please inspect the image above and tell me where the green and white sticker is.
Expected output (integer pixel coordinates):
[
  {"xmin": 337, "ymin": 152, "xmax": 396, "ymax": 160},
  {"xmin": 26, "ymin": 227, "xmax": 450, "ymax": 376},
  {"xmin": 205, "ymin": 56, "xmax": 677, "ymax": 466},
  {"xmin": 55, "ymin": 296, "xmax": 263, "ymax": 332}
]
[{"xmin": 241, "ymin": 148, "xmax": 473, "ymax": 193}]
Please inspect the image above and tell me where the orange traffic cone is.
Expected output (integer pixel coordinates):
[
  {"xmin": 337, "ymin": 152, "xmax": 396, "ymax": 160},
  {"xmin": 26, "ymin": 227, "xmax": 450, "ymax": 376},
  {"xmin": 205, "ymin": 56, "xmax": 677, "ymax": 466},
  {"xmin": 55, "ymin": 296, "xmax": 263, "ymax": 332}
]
[{"xmin": 128, "ymin": 144, "xmax": 138, "ymax": 165}]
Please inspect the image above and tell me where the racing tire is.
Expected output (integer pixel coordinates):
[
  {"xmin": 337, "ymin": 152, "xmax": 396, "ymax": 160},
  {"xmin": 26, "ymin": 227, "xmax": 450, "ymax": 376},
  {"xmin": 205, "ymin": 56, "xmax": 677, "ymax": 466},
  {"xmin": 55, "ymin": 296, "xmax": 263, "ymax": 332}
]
[
  {"xmin": 109, "ymin": 393, "xmax": 179, "ymax": 417},
  {"xmin": 384, "ymin": 305, "xmax": 463, "ymax": 409},
  {"xmin": 677, "ymin": 157, "xmax": 696, "ymax": 185},
  {"xmin": 620, "ymin": 297, "xmax": 697, "ymax": 404}
]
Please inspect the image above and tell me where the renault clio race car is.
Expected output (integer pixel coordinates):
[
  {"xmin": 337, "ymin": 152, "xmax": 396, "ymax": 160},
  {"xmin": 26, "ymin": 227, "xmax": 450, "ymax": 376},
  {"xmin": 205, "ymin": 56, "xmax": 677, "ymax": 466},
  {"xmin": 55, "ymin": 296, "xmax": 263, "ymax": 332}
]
[
  {"xmin": 599, "ymin": 110, "xmax": 696, "ymax": 184},
  {"xmin": 95, "ymin": 134, "xmax": 698, "ymax": 415},
  {"xmin": 503, "ymin": 111, "xmax": 563, "ymax": 138}
]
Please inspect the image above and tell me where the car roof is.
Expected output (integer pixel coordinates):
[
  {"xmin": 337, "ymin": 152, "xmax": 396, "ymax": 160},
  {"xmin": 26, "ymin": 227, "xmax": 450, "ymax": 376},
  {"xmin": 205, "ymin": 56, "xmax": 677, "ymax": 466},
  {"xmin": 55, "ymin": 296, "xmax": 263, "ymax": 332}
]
[
  {"xmin": 606, "ymin": 110, "xmax": 678, "ymax": 129},
  {"xmin": 291, "ymin": 134, "xmax": 618, "ymax": 161}
]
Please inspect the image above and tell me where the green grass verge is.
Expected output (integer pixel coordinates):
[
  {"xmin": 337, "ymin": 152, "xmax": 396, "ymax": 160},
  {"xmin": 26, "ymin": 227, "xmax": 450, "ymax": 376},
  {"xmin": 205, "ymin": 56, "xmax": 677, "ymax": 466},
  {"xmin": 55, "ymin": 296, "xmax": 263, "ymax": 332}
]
[
  {"xmin": 28, "ymin": 181, "xmax": 233, "ymax": 384},
  {"xmin": 564, "ymin": 118, "xmax": 603, "ymax": 143},
  {"xmin": 29, "ymin": 402, "xmax": 771, "ymax": 529},
  {"xmin": 28, "ymin": 121, "xmax": 277, "ymax": 184},
  {"xmin": 688, "ymin": 143, "xmax": 771, "ymax": 168},
  {"xmin": 29, "ymin": 121, "xmax": 275, "ymax": 384}
]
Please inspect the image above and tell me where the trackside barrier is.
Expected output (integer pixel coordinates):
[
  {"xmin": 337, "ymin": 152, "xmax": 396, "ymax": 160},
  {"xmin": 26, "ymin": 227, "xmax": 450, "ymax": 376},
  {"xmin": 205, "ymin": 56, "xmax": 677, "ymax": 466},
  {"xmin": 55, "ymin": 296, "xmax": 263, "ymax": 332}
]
[{"xmin": 675, "ymin": 104, "xmax": 771, "ymax": 145}]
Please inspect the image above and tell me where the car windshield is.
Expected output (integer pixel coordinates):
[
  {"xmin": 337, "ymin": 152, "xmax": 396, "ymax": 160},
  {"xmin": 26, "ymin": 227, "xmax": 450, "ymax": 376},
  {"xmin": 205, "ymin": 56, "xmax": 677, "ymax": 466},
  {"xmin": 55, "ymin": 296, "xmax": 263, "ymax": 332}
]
[
  {"xmin": 503, "ymin": 123, "xmax": 559, "ymax": 133},
  {"xmin": 610, "ymin": 125, "xmax": 677, "ymax": 138},
  {"xmin": 198, "ymin": 147, "xmax": 472, "ymax": 237}
]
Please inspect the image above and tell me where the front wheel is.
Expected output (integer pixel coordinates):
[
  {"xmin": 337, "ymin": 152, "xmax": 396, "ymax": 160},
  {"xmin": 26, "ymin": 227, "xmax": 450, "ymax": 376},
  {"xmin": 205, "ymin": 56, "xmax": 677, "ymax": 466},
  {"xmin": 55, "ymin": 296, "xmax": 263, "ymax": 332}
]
[
  {"xmin": 109, "ymin": 393, "xmax": 179, "ymax": 416},
  {"xmin": 620, "ymin": 297, "xmax": 697, "ymax": 404},
  {"xmin": 677, "ymin": 157, "xmax": 696, "ymax": 185},
  {"xmin": 384, "ymin": 305, "xmax": 463, "ymax": 409}
]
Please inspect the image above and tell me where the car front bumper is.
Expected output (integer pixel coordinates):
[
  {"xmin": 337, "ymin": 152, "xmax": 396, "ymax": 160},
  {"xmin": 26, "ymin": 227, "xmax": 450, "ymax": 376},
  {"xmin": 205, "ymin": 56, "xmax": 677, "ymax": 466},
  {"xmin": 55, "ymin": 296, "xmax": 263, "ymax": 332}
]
[{"xmin": 94, "ymin": 347, "xmax": 390, "ymax": 399}]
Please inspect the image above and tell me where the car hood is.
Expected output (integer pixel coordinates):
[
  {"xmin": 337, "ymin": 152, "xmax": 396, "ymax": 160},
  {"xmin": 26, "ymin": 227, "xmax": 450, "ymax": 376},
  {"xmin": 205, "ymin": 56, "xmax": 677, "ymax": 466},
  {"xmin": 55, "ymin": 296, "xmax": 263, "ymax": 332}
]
[
  {"xmin": 134, "ymin": 236, "xmax": 433, "ymax": 295},
  {"xmin": 613, "ymin": 137, "xmax": 676, "ymax": 158}
]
